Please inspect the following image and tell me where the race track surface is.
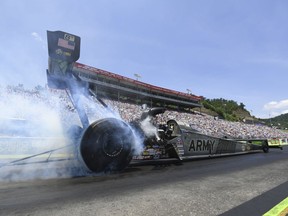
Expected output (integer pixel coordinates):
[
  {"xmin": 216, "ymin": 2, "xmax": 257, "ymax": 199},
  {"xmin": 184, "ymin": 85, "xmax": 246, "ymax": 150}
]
[{"xmin": 0, "ymin": 148, "xmax": 288, "ymax": 216}]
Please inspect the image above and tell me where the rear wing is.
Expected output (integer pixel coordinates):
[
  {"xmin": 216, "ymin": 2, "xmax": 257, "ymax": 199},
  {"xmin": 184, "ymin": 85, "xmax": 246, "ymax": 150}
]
[
  {"xmin": 46, "ymin": 30, "xmax": 112, "ymax": 129},
  {"xmin": 46, "ymin": 30, "xmax": 81, "ymax": 89},
  {"xmin": 47, "ymin": 30, "xmax": 80, "ymax": 63},
  {"xmin": 46, "ymin": 30, "xmax": 90, "ymax": 127}
]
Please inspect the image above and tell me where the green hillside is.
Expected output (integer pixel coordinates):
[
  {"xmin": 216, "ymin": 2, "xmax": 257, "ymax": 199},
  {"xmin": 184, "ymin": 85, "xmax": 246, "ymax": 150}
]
[
  {"xmin": 260, "ymin": 113, "xmax": 288, "ymax": 130},
  {"xmin": 199, "ymin": 98, "xmax": 252, "ymax": 122},
  {"xmin": 197, "ymin": 98, "xmax": 287, "ymax": 129}
]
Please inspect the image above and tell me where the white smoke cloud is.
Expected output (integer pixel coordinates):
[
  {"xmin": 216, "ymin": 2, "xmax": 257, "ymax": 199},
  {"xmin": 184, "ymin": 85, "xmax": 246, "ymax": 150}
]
[
  {"xmin": 0, "ymin": 88, "xmax": 79, "ymax": 181},
  {"xmin": 0, "ymin": 85, "xmax": 146, "ymax": 181},
  {"xmin": 140, "ymin": 116, "xmax": 160, "ymax": 140}
]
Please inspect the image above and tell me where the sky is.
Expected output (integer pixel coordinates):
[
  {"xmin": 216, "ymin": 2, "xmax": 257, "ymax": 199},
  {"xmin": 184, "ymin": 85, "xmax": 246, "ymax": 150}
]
[{"xmin": 0, "ymin": 0, "xmax": 287, "ymax": 119}]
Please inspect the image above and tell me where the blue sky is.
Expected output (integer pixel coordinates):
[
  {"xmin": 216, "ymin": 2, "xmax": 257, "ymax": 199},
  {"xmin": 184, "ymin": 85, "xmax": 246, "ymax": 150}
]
[{"xmin": 0, "ymin": 0, "xmax": 287, "ymax": 118}]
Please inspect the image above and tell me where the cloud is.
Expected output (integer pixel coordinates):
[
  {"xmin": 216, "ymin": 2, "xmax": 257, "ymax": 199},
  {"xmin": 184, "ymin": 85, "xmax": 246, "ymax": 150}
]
[
  {"xmin": 264, "ymin": 99, "xmax": 288, "ymax": 110},
  {"xmin": 263, "ymin": 99, "xmax": 288, "ymax": 117},
  {"xmin": 281, "ymin": 109, "xmax": 288, "ymax": 115},
  {"xmin": 31, "ymin": 32, "xmax": 46, "ymax": 49},
  {"xmin": 31, "ymin": 32, "xmax": 43, "ymax": 42}
]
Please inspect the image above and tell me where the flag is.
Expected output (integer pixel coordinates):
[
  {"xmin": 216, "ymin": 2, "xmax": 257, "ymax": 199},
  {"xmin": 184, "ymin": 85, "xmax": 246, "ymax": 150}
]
[{"xmin": 57, "ymin": 38, "xmax": 75, "ymax": 50}]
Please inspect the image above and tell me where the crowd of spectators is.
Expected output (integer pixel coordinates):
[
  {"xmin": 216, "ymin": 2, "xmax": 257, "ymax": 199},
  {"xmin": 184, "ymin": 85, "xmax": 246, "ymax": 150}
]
[
  {"xmin": 104, "ymin": 100, "xmax": 288, "ymax": 139},
  {"xmin": 1, "ymin": 85, "xmax": 288, "ymax": 139}
]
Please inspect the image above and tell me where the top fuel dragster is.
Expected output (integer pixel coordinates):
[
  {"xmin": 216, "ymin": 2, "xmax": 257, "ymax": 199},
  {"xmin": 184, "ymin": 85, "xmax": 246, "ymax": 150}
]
[{"xmin": 42, "ymin": 30, "xmax": 270, "ymax": 173}]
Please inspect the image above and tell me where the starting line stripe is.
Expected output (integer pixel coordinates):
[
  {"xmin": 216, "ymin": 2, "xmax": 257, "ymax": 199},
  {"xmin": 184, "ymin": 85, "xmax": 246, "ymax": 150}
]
[{"xmin": 263, "ymin": 197, "xmax": 288, "ymax": 216}]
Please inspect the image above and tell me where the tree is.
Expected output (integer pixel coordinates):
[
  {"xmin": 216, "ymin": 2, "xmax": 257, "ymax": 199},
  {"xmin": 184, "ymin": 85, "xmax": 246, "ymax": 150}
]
[{"xmin": 239, "ymin": 102, "xmax": 245, "ymax": 109}]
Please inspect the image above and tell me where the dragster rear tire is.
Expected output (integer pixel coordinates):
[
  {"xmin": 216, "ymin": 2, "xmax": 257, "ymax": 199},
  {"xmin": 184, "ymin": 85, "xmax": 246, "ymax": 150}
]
[{"xmin": 79, "ymin": 118, "xmax": 136, "ymax": 173}]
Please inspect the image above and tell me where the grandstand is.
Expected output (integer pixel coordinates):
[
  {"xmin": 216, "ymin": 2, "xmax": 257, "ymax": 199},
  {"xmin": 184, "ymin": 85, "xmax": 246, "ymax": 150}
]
[
  {"xmin": 1, "ymin": 83, "xmax": 288, "ymax": 139},
  {"xmin": 45, "ymin": 59, "xmax": 288, "ymax": 139},
  {"xmin": 72, "ymin": 62, "xmax": 203, "ymax": 110}
]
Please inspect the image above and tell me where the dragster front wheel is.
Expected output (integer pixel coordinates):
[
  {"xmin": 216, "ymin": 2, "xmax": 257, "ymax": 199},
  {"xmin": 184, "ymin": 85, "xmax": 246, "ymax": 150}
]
[
  {"xmin": 79, "ymin": 118, "xmax": 136, "ymax": 173},
  {"xmin": 262, "ymin": 142, "xmax": 269, "ymax": 153}
]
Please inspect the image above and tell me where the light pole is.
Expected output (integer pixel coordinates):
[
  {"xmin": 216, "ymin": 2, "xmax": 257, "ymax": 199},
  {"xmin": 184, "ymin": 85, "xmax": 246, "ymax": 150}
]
[
  {"xmin": 250, "ymin": 110, "xmax": 254, "ymax": 124},
  {"xmin": 269, "ymin": 112, "xmax": 272, "ymax": 127},
  {"xmin": 134, "ymin": 73, "xmax": 141, "ymax": 81},
  {"xmin": 133, "ymin": 73, "xmax": 141, "ymax": 104}
]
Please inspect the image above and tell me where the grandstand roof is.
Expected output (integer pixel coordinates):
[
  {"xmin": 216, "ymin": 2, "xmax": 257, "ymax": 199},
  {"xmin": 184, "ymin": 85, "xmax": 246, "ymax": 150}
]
[{"xmin": 72, "ymin": 62, "xmax": 203, "ymax": 108}]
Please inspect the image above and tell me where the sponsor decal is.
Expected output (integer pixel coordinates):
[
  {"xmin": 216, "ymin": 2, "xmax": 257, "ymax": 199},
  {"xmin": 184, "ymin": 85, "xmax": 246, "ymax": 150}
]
[
  {"xmin": 188, "ymin": 139, "xmax": 215, "ymax": 152},
  {"xmin": 63, "ymin": 51, "xmax": 71, "ymax": 56},
  {"xmin": 215, "ymin": 142, "xmax": 236, "ymax": 154},
  {"xmin": 176, "ymin": 137, "xmax": 183, "ymax": 148},
  {"xmin": 64, "ymin": 33, "xmax": 75, "ymax": 42},
  {"xmin": 55, "ymin": 49, "xmax": 63, "ymax": 55}
]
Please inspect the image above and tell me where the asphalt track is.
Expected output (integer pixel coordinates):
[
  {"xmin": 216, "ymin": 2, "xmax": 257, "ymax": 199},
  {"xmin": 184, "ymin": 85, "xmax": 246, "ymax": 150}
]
[{"xmin": 0, "ymin": 148, "xmax": 288, "ymax": 216}]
